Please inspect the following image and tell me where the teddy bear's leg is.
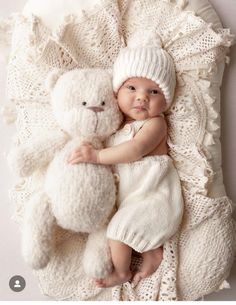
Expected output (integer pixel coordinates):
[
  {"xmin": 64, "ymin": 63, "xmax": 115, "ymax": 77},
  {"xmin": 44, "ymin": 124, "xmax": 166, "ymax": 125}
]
[
  {"xmin": 83, "ymin": 227, "xmax": 113, "ymax": 278},
  {"xmin": 22, "ymin": 192, "xmax": 56, "ymax": 270}
]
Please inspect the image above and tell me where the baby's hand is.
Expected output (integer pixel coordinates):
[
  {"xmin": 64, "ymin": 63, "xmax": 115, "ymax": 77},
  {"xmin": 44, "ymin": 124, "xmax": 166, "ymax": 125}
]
[{"xmin": 67, "ymin": 142, "xmax": 99, "ymax": 164}]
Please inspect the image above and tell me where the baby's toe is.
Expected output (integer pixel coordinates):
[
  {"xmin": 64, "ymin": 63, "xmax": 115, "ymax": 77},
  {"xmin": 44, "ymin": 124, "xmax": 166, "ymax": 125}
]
[
  {"xmin": 131, "ymin": 273, "xmax": 143, "ymax": 287},
  {"xmin": 94, "ymin": 278, "xmax": 106, "ymax": 288}
]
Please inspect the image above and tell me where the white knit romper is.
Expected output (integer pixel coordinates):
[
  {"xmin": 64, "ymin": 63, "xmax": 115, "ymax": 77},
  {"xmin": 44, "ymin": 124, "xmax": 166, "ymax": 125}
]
[{"xmin": 106, "ymin": 119, "xmax": 184, "ymax": 252}]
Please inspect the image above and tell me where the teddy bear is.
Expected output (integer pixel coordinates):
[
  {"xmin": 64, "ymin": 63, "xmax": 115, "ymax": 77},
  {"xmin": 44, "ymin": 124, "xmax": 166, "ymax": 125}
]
[{"xmin": 8, "ymin": 68, "xmax": 123, "ymax": 278}]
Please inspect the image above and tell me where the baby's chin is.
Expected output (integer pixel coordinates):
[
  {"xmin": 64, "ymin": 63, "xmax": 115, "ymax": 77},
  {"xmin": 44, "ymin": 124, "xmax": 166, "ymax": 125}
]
[{"xmin": 129, "ymin": 109, "xmax": 149, "ymax": 120}]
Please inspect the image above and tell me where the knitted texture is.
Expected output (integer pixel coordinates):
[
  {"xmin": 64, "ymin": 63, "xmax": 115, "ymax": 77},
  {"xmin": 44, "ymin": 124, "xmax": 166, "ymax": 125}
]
[
  {"xmin": 7, "ymin": 68, "xmax": 122, "ymax": 276},
  {"xmin": 1, "ymin": 0, "xmax": 236, "ymax": 301},
  {"xmin": 106, "ymin": 120, "xmax": 184, "ymax": 252},
  {"xmin": 112, "ymin": 31, "xmax": 176, "ymax": 107}
]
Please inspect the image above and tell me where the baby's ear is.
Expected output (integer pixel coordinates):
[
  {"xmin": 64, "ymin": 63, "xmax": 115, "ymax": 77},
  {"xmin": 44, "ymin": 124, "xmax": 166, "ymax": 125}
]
[{"xmin": 45, "ymin": 68, "xmax": 65, "ymax": 92}]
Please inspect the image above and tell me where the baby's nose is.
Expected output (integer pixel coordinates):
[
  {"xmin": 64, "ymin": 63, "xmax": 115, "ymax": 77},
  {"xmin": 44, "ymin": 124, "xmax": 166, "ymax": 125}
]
[
  {"xmin": 87, "ymin": 106, "xmax": 104, "ymax": 113},
  {"xmin": 136, "ymin": 94, "xmax": 148, "ymax": 103}
]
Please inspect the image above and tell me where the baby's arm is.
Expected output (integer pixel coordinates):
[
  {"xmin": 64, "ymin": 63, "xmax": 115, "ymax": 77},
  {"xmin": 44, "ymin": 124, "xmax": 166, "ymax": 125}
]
[{"xmin": 68, "ymin": 117, "xmax": 167, "ymax": 165}]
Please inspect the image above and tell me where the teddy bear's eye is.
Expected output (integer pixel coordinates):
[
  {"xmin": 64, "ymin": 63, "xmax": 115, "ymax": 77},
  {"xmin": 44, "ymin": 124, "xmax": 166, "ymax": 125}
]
[
  {"xmin": 101, "ymin": 101, "xmax": 105, "ymax": 106},
  {"xmin": 82, "ymin": 101, "xmax": 87, "ymax": 106}
]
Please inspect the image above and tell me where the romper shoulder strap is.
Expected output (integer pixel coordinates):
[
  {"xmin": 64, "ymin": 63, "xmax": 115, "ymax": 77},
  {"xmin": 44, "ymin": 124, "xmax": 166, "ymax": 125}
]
[
  {"xmin": 130, "ymin": 118, "xmax": 153, "ymax": 134},
  {"xmin": 131, "ymin": 115, "xmax": 164, "ymax": 133}
]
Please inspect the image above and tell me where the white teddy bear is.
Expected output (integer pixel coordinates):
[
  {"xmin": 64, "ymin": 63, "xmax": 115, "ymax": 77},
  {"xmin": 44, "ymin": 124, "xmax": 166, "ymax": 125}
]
[{"xmin": 8, "ymin": 68, "xmax": 122, "ymax": 278}]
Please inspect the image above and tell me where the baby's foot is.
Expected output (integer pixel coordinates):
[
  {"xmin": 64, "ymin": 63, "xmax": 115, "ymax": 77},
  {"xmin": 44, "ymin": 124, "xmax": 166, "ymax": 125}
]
[
  {"xmin": 94, "ymin": 270, "xmax": 132, "ymax": 288},
  {"xmin": 132, "ymin": 247, "xmax": 163, "ymax": 286}
]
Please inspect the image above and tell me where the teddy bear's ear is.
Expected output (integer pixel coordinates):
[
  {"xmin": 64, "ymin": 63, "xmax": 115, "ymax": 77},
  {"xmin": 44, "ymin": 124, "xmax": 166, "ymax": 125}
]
[{"xmin": 45, "ymin": 68, "xmax": 65, "ymax": 92}]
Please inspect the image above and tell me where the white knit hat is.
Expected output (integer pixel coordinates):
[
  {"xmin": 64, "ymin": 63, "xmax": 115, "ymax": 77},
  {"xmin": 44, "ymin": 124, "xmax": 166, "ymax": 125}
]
[{"xmin": 113, "ymin": 32, "xmax": 176, "ymax": 108}]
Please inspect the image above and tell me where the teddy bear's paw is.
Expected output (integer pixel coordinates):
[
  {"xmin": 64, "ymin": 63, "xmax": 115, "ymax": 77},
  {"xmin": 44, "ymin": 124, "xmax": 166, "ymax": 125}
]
[
  {"xmin": 7, "ymin": 147, "xmax": 35, "ymax": 177},
  {"xmin": 83, "ymin": 251, "xmax": 113, "ymax": 278},
  {"xmin": 22, "ymin": 226, "xmax": 53, "ymax": 270},
  {"xmin": 23, "ymin": 248, "xmax": 51, "ymax": 270},
  {"xmin": 83, "ymin": 229, "xmax": 113, "ymax": 278},
  {"xmin": 22, "ymin": 223, "xmax": 52, "ymax": 270},
  {"xmin": 22, "ymin": 192, "xmax": 55, "ymax": 270}
]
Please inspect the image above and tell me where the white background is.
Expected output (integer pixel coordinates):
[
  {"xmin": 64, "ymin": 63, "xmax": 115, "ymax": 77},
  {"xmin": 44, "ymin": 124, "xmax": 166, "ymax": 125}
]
[{"xmin": 0, "ymin": 0, "xmax": 235, "ymax": 301}]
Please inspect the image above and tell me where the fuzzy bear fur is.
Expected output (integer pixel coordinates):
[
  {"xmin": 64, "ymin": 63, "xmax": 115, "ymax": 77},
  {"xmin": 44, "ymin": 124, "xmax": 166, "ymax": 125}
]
[{"xmin": 8, "ymin": 68, "xmax": 122, "ymax": 277}]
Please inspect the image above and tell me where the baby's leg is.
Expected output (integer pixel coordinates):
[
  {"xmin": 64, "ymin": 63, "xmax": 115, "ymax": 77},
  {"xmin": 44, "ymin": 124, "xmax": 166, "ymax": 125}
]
[
  {"xmin": 132, "ymin": 247, "xmax": 163, "ymax": 286},
  {"xmin": 95, "ymin": 239, "xmax": 132, "ymax": 288}
]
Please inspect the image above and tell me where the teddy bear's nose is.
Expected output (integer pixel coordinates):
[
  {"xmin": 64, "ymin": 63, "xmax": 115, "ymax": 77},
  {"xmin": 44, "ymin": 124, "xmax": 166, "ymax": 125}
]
[{"xmin": 87, "ymin": 106, "xmax": 104, "ymax": 113}]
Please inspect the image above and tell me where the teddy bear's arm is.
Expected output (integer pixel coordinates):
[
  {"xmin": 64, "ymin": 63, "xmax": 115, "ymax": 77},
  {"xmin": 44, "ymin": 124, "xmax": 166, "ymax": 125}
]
[{"xmin": 8, "ymin": 130, "xmax": 69, "ymax": 177}]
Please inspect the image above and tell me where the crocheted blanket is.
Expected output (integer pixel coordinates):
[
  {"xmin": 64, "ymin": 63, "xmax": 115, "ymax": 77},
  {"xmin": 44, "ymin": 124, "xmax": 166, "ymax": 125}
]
[{"xmin": 0, "ymin": 0, "xmax": 235, "ymax": 300}]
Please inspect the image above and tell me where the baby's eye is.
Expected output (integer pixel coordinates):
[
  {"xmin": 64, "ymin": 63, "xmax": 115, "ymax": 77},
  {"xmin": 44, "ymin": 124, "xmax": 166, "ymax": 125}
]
[
  {"xmin": 101, "ymin": 101, "xmax": 106, "ymax": 106},
  {"xmin": 127, "ymin": 85, "xmax": 136, "ymax": 91},
  {"xmin": 82, "ymin": 101, "xmax": 87, "ymax": 106},
  {"xmin": 150, "ymin": 89, "xmax": 159, "ymax": 95}
]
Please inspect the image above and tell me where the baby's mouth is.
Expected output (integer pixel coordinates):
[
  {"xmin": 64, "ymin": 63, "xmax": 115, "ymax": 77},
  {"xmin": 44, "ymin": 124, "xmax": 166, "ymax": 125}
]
[{"xmin": 133, "ymin": 106, "xmax": 147, "ymax": 111}]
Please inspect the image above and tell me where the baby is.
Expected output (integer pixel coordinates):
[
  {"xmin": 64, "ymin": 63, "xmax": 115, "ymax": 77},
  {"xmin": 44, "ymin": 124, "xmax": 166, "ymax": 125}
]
[{"xmin": 68, "ymin": 38, "xmax": 184, "ymax": 288}]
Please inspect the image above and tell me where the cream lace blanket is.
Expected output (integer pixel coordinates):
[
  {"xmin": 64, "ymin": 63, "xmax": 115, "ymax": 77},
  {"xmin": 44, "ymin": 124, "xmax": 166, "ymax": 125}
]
[{"xmin": 1, "ymin": 0, "xmax": 236, "ymax": 300}]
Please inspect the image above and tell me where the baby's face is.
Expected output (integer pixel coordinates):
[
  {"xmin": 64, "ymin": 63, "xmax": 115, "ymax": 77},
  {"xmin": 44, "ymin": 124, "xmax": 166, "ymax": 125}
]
[{"xmin": 117, "ymin": 77, "xmax": 166, "ymax": 122}]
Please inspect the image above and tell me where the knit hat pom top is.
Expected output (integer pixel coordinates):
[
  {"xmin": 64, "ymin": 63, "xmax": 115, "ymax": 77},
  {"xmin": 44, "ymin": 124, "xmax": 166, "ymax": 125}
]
[{"xmin": 113, "ymin": 30, "xmax": 176, "ymax": 109}]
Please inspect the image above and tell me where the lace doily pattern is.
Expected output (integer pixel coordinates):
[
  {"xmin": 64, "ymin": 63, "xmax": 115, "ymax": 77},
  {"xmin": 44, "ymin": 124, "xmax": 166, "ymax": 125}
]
[
  {"xmin": 1, "ymin": 0, "xmax": 235, "ymax": 301},
  {"xmin": 178, "ymin": 191, "xmax": 236, "ymax": 300}
]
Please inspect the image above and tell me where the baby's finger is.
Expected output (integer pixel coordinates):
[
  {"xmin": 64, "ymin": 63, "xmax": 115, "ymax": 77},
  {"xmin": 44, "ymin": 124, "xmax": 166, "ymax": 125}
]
[
  {"xmin": 67, "ymin": 154, "xmax": 74, "ymax": 163},
  {"xmin": 67, "ymin": 151, "xmax": 79, "ymax": 163},
  {"xmin": 70, "ymin": 156, "xmax": 85, "ymax": 164},
  {"xmin": 73, "ymin": 148, "xmax": 82, "ymax": 155}
]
